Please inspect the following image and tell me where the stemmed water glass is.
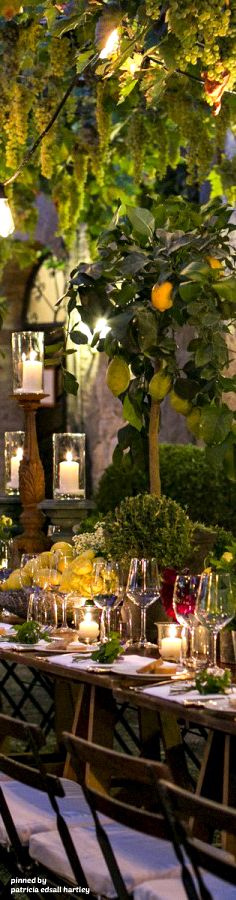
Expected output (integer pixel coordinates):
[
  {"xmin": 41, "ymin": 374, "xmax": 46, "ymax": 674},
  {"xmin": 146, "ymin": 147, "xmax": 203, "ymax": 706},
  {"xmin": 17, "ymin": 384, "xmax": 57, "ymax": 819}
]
[
  {"xmin": 92, "ymin": 560, "xmax": 121, "ymax": 641},
  {"xmin": 173, "ymin": 574, "xmax": 201, "ymax": 669},
  {"xmin": 195, "ymin": 572, "xmax": 235, "ymax": 669},
  {"xmin": 126, "ymin": 558, "xmax": 160, "ymax": 648}
]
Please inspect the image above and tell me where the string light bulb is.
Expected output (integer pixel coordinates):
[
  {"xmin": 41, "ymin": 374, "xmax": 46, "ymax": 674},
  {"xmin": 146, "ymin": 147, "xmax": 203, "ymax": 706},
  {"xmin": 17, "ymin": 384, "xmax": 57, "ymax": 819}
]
[
  {"xmin": 0, "ymin": 185, "xmax": 15, "ymax": 238},
  {"xmin": 99, "ymin": 28, "xmax": 119, "ymax": 59}
]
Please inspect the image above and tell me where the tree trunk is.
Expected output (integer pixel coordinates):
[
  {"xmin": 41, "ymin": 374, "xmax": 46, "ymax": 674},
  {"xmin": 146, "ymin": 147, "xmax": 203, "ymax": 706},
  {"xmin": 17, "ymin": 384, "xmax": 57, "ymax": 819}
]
[{"xmin": 149, "ymin": 397, "xmax": 161, "ymax": 497}]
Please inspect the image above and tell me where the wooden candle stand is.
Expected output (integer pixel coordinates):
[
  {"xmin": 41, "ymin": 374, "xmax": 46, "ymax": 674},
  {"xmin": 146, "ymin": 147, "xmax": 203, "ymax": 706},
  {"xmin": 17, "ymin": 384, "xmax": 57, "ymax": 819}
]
[{"xmin": 12, "ymin": 393, "xmax": 51, "ymax": 555}]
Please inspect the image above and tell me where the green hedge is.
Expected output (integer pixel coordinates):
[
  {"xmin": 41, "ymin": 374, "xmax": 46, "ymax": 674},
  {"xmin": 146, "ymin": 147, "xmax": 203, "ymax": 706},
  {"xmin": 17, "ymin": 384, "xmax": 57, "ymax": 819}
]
[{"xmin": 95, "ymin": 444, "xmax": 236, "ymax": 535}]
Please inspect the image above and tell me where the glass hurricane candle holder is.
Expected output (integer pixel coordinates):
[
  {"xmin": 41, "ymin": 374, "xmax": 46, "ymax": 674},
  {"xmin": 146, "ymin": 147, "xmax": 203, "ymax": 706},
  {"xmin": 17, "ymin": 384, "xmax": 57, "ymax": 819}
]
[
  {"xmin": 53, "ymin": 433, "xmax": 86, "ymax": 499},
  {"xmin": 4, "ymin": 431, "xmax": 24, "ymax": 495},
  {"xmin": 12, "ymin": 331, "xmax": 44, "ymax": 394},
  {"xmin": 156, "ymin": 622, "xmax": 183, "ymax": 662},
  {"xmin": 73, "ymin": 603, "xmax": 100, "ymax": 644}
]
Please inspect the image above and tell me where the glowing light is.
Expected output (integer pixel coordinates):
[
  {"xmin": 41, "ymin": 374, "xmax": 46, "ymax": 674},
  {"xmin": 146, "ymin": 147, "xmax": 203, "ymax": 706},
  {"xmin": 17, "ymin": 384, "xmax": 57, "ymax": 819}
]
[
  {"xmin": 95, "ymin": 317, "xmax": 111, "ymax": 338},
  {"xmin": 66, "ymin": 451, "xmax": 73, "ymax": 463},
  {"xmin": 16, "ymin": 447, "xmax": 23, "ymax": 462},
  {"xmin": 99, "ymin": 28, "xmax": 119, "ymax": 59},
  {"xmin": 0, "ymin": 186, "xmax": 15, "ymax": 238}
]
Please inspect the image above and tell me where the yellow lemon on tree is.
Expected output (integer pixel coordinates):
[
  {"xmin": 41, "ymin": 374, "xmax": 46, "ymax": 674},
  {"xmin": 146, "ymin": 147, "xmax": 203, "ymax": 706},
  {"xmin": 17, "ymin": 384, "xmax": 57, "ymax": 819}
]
[
  {"xmin": 149, "ymin": 371, "xmax": 172, "ymax": 401},
  {"xmin": 169, "ymin": 390, "xmax": 192, "ymax": 416},
  {"xmin": 186, "ymin": 408, "xmax": 202, "ymax": 438},
  {"xmin": 221, "ymin": 552, "xmax": 234, "ymax": 563},
  {"xmin": 151, "ymin": 282, "xmax": 173, "ymax": 312},
  {"xmin": 106, "ymin": 357, "xmax": 130, "ymax": 397}
]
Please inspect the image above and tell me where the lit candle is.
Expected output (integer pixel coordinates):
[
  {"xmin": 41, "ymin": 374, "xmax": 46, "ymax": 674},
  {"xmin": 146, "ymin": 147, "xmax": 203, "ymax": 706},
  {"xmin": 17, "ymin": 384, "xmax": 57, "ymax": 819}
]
[
  {"xmin": 7, "ymin": 446, "xmax": 23, "ymax": 490},
  {"xmin": 160, "ymin": 624, "xmax": 182, "ymax": 662},
  {"xmin": 78, "ymin": 611, "xmax": 99, "ymax": 643},
  {"xmin": 21, "ymin": 350, "xmax": 43, "ymax": 393},
  {"xmin": 59, "ymin": 451, "xmax": 79, "ymax": 495}
]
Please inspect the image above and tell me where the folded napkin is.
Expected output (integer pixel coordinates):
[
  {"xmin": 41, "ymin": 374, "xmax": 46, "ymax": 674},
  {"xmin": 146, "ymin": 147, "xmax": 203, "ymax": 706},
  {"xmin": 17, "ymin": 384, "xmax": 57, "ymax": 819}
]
[{"xmin": 141, "ymin": 681, "xmax": 236, "ymax": 708}]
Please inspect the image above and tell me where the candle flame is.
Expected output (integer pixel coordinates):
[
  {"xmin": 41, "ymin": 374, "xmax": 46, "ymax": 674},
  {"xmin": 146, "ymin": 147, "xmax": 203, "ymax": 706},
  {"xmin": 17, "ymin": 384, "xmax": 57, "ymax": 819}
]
[
  {"xmin": 22, "ymin": 350, "xmax": 37, "ymax": 362},
  {"xmin": 66, "ymin": 451, "xmax": 73, "ymax": 462},
  {"xmin": 84, "ymin": 611, "xmax": 92, "ymax": 623},
  {"xmin": 16, "ymin": 447, "xmax": 23, "ymax": 461}
]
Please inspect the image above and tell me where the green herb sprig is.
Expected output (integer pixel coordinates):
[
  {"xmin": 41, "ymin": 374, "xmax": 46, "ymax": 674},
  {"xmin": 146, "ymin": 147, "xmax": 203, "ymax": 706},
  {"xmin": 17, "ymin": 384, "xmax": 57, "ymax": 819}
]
[
  {"xmin": 195, "ymin": 667, "xmax": 231, "ymax": 695},
  {"xmin": 10, "ymin": 621, "xmax": 52, "ymax": 645},
  {"xmin": 91, "ymin": 632, "xmax": 123, "ymax": 664}
]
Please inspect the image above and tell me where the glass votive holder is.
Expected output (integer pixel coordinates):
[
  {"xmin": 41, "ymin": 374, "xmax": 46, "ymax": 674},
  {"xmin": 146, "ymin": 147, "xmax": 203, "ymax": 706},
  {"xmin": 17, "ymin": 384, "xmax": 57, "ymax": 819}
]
[
  {"xmin": 73, "ymin": 602, "xmax": 100, "ymax": 644},
  {"xmin": 5, "ymin": 431, "xmax": 24, "ymax": 495},
  {"xmin": 12, "ymin": 331, "xmax": 44, "ymax": 394},
  {"xmin": 53, "ymin": 432, "xmax": 85, "ymax": 499},
  {"xmin": 156, "ymin": 622, "xmax": 183, "ymax": 662}
]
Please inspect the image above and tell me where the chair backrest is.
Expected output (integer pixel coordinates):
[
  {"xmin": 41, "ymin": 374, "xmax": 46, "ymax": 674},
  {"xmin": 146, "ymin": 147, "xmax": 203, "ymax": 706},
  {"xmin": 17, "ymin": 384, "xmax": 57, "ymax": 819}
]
[
  {"xmin": 62, "ymin": 733, "xmax": 184, "ymax": 900},
  {"xmin": 62, "ymin": 732, "xmax": 170, "ymax": 837},
  {"xmin": 0, "ymin": 713, "xmax": 64, "ymax": 794},
  {"xmin": 158, "ymin": 779, "xmax": 236, "ymax": 891},
  {"xmin": 0, "ymin": 713, "xmax": 90, "ymax": 890}
]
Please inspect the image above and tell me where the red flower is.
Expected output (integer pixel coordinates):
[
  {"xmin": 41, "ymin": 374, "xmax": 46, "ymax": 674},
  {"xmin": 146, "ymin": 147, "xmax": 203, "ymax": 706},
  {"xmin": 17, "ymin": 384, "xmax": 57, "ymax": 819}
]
[{"xmin": 160, "ymin": 567, "xmax": 177, "ymax": 620}]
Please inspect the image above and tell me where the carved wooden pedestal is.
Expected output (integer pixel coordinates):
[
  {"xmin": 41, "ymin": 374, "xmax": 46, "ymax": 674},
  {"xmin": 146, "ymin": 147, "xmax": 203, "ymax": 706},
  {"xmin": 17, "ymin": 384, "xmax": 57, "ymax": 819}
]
[{"xmin": 12, "ymin": 393, "xmax": 50, "ymax": 556}]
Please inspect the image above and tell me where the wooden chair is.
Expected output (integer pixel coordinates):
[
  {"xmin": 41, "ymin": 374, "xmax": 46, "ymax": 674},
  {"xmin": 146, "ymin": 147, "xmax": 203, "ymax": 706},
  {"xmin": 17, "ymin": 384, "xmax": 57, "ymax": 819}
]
[
  {"xmin": 56, "ymin": 734, "xmax": 236, "ymax": 900},
  {"xmin": 155, "ymin": 777, "xmax": 236, "ymax": 900},
  {"xmin": 0, "ymin": 713, "xmax": 95, "ymax": 897}
]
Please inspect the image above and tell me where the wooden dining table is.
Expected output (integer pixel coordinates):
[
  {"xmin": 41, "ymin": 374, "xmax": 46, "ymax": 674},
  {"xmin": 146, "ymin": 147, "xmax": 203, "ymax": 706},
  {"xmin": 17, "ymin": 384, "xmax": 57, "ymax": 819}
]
[{"xmin": 1, "ymin": 645, "xmax": 236, "ymax": 852}]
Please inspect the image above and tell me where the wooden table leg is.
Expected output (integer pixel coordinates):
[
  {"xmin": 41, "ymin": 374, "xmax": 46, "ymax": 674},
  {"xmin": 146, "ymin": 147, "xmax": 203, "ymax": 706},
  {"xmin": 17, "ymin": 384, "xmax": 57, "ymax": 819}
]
[
  {"xmin": 86, "ymin": 685, "xmax": 117, "ymax": 791},
  {"xmin": 159, "ymin": 712, "xmax": 191, "ymax": 789},
  {"xmin": 138, "ymin": 709, "xmax": 161, "ymax": 760},
  {"xmin": 192, "ymin": 730, "xmax": 236, "ymax": 853}
]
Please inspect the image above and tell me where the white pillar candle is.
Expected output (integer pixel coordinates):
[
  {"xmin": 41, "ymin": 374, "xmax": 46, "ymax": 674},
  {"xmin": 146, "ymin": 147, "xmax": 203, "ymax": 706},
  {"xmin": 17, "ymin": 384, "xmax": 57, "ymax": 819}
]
[
  {"xmin": 160, "ymin": 624, "xmax": 182, "ymax": 661},
  {"xmin": 78, "ymin": 611, "xmax": 99, "ymax": 643},
  {"xmin": 59, "ymin": 451, "xmax": 79, "ymax": 495},
  {"xmin": 22, "ymin": 351, "xmax": 43, "ymax": 393},
  {"xmin": 8, "ymin": 446, "xmax": 23, "ymax": 490}
]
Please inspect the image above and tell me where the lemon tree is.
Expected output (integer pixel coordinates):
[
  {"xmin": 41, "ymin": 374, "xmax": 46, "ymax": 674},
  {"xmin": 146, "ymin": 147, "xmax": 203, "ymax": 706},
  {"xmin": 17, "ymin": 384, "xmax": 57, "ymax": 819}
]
[
  {"xmin": 66, "ymin": 195, "xmax": 236, "ymax": 496},
  {"xmin": 0, "ymin": 1, "xmax": 236, "ymax": 273}
]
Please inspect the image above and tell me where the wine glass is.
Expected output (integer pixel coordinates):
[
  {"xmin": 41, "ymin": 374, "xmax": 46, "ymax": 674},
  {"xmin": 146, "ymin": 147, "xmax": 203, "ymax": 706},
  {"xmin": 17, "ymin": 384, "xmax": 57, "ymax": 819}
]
[
  {"xmin": 195, "ymin": 572, "xmax": 235, "ymax": 669},
  {"xmin": 50, "ymin": 551, "xmax": 73, "ymax": 632},
  {"xmin": 92, "ymin": 560, "xmax": 121, "ymax": 641},
  {"xmin": 27, "ymin": 592, "xmax": 58, "ymax": 630},
  {"xmin": 173, "ymin": 574, "xmax": 201, "ymax": 670},
  {"xmin": 126, "ymin": 558, "xmax": 160, "ymax": 648}
]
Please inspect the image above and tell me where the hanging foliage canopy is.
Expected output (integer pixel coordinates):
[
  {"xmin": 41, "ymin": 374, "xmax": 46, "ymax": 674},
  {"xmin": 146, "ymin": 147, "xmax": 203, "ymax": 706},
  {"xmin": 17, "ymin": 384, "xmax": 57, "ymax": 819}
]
[{"xmin": 0, "ymin": 0, "xmax": 236, "ymax": 260}]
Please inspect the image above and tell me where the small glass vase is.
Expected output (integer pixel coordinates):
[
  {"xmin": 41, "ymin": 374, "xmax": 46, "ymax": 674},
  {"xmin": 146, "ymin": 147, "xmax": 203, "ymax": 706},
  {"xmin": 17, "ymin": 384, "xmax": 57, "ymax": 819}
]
[
  {"xmin": 156, "ymin": 622, "xmax": 182, "ymax": 662},
  {"xmin": 12, "ymin": 331, "xmax": 44, "ymax": 394},
  {"xmin": 73, "ymin": 603, "xmax": 100, "ymax": 644},
  {"xmin": 0, "ymin": 538, "xmax": 13, "ymax": 571},
  {"xmin": 53, "ymin": 433, "xmax": 86, "ymax": 499},
  {"xmin": 5, "ymin": 431, "xmax": 24, "ymax": 495}
]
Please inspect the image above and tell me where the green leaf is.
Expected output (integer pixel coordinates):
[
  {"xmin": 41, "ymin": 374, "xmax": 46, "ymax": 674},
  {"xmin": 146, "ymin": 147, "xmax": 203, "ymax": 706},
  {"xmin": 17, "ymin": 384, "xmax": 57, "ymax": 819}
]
[
  {"xmin": 213, "ymin": 277, "xmax": 236, "ymax": 303},
  {"xmin": 200, "ymin": 405, "xmax": 233, "ymax": 445},
  {"xmin": 126, "ymin": 206, "xmax": 155, "ymax": 240},
  {"xmin": 195, "ymin": 346, "xmax": 213, "ymax": 367},
  {"xmin": 123, "ymin": 394, "xmax": 143, "ymax": 431},
  {"xmin": 75, "ymin": 49, "xmax": 94, "ymax": 74},
  {"xmin": 220, "ymin": 375, "xmax": 236, "ymax": 393},
  {"xmin": 179, "ymin": 282, "xmax": 199, "ymax": 302},
  {"xmin": 180, "ymin": 261, "xmax": 210, "ymax": 282},
  {"xmin": 62, "ymin": 369, "xmax": 79, "ymax": 396},
  {"xmin": 69, "ymin": 330, "xmax": 88, "ymax": 345},
  {"xmin": 120, "ymin": 252, "xmax": 148, "ymax": 275},
  {"xmin": 135, "ymin": 308, "xmax": 158, "ymax": 353}
]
